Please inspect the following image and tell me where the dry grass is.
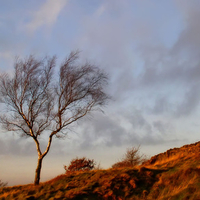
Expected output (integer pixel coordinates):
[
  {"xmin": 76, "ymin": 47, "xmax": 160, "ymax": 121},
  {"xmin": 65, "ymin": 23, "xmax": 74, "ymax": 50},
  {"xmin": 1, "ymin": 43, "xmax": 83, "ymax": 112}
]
[
  {"xmin": 0, "ymin": 168, "xmax": 158, "ymax": 200},
  {"xmin": 1, "ymin": 141, "xmax": 200, "ymax": 200}
]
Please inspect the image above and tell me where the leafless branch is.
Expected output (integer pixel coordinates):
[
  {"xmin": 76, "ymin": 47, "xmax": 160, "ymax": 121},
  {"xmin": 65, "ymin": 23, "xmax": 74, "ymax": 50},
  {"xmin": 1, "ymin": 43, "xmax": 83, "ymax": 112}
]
[{"xmin": 0, "ymin": 52, "xmax": 109, "ymax": 185}]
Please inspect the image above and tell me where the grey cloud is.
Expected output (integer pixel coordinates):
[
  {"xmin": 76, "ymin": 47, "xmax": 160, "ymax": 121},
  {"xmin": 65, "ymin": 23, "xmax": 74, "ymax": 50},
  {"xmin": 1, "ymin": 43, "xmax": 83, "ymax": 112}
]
[
  {"xmin": 153, "ymin": 120, "xmax": 172, "ymax": 135},
  {"xmin": 132, "ymin": 2, "xmax": 200, "ymax": 120},
  {"xmin": 125, "ymin": 109, "xmax": 152, "ymax": 134},
  {"xmin": 0, "ymin": 136, "xmax": 35, "ymax": 156},
  {"xmin": 172, "ymin": 2, "xmax": 200, "ymax": 59},
  {"xmin": 151, "ymin": 96, "xmax": 170, "ymax": 115},
  {"xmin": 175, "ymin": 84, "xmax": 200, "ymax": 117},
  {"xmin": 77, "ymin": 113, "xmax": 127, "ymax": 149},
  {"xmin": 0, "ymin": 134, "xmax": 67, "ymax": 157},
  {"xmin": 71, "ymin": 108, "xmax": 173, "ymax": 151}
]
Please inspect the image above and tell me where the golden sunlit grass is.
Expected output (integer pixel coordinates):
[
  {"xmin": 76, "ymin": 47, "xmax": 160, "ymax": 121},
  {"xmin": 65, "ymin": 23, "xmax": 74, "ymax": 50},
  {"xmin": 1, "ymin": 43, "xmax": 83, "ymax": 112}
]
[
  {"xmin": 1, "ymin": 141, "xmax": 200, "ymax": 199},
  {"xmin": 0, "ymin": 168, "xmax": 158, "ymax": 200}
]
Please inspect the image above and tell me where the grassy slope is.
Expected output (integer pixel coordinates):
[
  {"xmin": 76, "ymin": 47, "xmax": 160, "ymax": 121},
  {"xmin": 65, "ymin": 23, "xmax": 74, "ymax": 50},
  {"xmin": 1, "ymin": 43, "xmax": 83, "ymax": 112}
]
[{"xmin": 1, "ymin": 141, "xmax": 200, "ymax": 200}]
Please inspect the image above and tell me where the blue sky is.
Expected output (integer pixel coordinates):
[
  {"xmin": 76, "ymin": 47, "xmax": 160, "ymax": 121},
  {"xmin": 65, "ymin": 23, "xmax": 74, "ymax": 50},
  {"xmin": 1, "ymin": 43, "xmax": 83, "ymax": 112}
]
[{"xmin": 1, "ymin": 0, "xmax": 200, "ymax": 186}]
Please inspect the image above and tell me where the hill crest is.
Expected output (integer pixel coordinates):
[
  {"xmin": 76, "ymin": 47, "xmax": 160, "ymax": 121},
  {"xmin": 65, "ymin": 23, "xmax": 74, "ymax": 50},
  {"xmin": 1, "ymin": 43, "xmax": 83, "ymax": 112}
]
[
  {"xmin": 1, "ymin": 141, "xmax": 200, "ymax": 200},
  {"xmin": 143, "ymin": 141, "xmax": 200, "ymax": 168}
]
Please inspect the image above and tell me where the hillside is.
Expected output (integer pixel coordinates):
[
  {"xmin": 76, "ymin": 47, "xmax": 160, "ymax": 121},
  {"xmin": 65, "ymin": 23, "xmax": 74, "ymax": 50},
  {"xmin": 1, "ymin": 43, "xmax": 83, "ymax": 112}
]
[
  {"xmin": 1, "ymin": 141, "xmax": 200, "ymax": 200},
  {"xmin": 144, "ymin": 141, "xmax": 200, "ymax": 168}
]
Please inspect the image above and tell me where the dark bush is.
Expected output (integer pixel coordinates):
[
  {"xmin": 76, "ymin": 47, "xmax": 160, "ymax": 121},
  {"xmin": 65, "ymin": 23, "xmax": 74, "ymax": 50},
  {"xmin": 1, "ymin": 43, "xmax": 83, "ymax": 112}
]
[{"xmin": 64, "ymin": 157, "xmax": 96, "ymax": 173}]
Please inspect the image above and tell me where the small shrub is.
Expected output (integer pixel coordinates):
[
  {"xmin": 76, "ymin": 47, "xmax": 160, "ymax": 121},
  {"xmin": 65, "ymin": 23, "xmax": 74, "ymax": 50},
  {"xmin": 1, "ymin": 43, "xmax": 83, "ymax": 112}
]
[
  {"xmin": 64, "ymin": 157, "xmax": 96, "ymax": 173},
  {"xmin": 112, "ymin": 146, "xmax": 146, "ymax": 168}
]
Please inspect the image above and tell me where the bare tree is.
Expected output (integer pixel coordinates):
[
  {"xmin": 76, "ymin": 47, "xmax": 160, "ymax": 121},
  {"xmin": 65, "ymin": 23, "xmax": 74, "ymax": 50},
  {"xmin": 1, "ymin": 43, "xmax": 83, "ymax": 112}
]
[
  {"xmin": 112, "ymin": 146, "xmax": 147, "ymax": 168},
  {"xmin": 0, "ymin": 51, "xmax": 109, "ymax": 185}
]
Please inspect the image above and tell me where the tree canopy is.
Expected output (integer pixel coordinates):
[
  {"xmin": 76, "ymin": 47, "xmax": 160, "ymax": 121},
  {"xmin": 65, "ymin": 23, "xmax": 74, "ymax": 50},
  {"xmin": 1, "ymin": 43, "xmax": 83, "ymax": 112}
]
[{"xmin": 0, "ymin": 51, "xmax": 109, "ymax": 184}]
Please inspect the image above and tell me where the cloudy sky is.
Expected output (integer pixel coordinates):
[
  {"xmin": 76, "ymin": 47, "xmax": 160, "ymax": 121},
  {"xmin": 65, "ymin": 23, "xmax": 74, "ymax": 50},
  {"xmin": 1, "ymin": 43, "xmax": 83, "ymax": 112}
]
[{"xmin": 1, "ymin": 0, "xmax": 200, "ymax": 186}]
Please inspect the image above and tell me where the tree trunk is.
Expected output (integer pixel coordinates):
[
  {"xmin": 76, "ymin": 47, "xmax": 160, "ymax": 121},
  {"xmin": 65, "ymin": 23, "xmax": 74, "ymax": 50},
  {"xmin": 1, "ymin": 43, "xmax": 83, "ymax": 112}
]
[
  {"xmin": 34, "ymin": 157, "xmax": 43, "ymax": 185},
  {"xmin": 33, "ymin": 135, "xmax": 53, "ymax": 185}
]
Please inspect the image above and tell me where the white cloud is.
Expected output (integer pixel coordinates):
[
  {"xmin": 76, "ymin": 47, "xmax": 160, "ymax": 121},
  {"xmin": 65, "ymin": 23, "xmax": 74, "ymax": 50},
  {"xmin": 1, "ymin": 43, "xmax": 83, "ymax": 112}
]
[{"xmin": 26, "ymin": 0, "xmax": 68, "ymax": 33}]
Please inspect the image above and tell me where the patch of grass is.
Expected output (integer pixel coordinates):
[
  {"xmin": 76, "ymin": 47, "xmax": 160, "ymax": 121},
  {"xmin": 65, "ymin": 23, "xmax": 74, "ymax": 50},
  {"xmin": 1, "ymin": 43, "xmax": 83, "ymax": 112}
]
[
  {"xmin": 1, "ymin": 141, "xmax": 200, "ymax": 199},
  {"xmin": 0, "ymin": 168, "xmax": 159, "ymax": 199}
]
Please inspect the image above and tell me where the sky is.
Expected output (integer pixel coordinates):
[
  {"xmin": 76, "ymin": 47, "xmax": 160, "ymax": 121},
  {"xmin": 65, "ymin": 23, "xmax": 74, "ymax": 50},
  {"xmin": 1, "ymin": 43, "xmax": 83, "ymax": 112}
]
[{"xmin": 0, "ymin": 0, "xmax": 200, "ymax": 186}]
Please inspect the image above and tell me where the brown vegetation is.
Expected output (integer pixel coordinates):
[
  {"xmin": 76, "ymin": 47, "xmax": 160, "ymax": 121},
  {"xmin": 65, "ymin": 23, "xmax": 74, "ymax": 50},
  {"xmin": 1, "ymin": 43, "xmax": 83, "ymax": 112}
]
[
  {"xmin": 112, "ymin": 146, "xmax": 147, "ymax": 168},
  {"xmin": 143, "ymin": 141, "xmax": 200, "ymax": 168},
  {"xmin": 64, "ymin": 157, "xmax": 96, "ymax": 173},
  {"xmin": 0, "ymin": 168, "xmax": 157, "ymax": 200},
  {"xmin": 1, "ymin": 141, "xmax": 200, "ymax": 199}
]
